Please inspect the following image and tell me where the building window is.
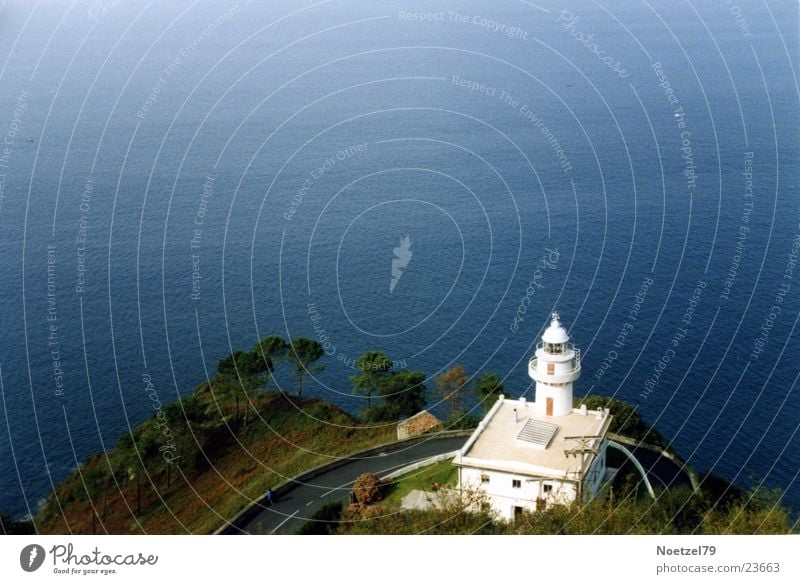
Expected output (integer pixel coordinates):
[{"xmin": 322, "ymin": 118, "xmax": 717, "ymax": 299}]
[
  {"xmin": 512, "ymin": 479, "xmax": 521, "ymax": 489},
  {"xmin": 480, "ymin": 474, "xmax": 490, "ymax": 484},
  {"xmin": 547, "ymin": 362, "xmax": 555, "ymax": 375},
  {"xmin": 543, "ymin": 484, "xmax": 552, "ymax": 493}
]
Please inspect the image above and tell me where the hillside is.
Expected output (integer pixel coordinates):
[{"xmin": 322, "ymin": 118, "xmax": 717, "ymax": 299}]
[
  {"xmin": 24, "ymin": 378, "xmax": 796, "ymax": 536},
  {"xmin": 303, "ymin": 396, "xmax": 796, "ymax": 535},
  {"xmin": 33, "ymin": 379, "xmax": 396, "ymax": 534},
  {"xmin": 331, "ymin": 482, "xmax": 794, "ymax": 534}
]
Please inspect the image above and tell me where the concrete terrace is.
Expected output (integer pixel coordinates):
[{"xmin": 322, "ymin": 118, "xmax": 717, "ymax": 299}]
[{"xmin": 455, "ymin": 397, "xmax": 611, "ymax": 479}]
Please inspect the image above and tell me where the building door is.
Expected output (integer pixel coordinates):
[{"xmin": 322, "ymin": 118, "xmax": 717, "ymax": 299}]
[
  {"xmin": 546, "ymin": 397, "xmax": 553, "ymax": 416},
  {"xmin": 513, "ymin": 506, "xmax": 524, "ymax": 522}
]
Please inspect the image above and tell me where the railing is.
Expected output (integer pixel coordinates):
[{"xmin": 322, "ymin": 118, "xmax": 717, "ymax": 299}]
[{"xmin": 528, "ymin": 357, "xmax": 582, "ymax": 377}]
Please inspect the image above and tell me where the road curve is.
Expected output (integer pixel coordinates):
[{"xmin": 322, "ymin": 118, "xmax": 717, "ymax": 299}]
[
  {"xmin": 224, "ymin": 433, "xmax": 692, "ymax": 534},
  {"xmin": 226, "ymin": 436, "xmax": 467, "ymax": 535}
]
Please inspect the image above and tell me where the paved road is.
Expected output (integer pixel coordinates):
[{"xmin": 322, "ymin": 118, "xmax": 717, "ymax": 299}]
[
  {"xmin": 225, "ymin": 434, "xmax": 693, "ymax": 534},
  {"xmin": 228, "ymin": 436, "xmax": 467, "ymax": 535}
]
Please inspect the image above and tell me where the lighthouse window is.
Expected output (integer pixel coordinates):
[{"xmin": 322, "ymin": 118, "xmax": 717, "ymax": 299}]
[
  {"xmin": 547, "ymin": 362, "xmax": 555, "ymax": 375},
  {"xmin": 545, "ymin": 342, "xmax": 563, "ymax": 354},
  {"xmin": 512, "ymin": 479, "xmax": 521, "ymax": 489}
]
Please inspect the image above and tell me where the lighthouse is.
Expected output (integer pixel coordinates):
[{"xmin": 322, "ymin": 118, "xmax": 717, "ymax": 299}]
[
  {"xmin": 453, "ymin": 310, "xmax": 612, "ymax": 520},
  {"xmin": 528, "ymin": 312, "xmax": 581, "ymax": 417}
]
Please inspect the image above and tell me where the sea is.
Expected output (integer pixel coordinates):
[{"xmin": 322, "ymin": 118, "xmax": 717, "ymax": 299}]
[{"xmin": 0, "ymin": 0, "xmax": 798, "ymax": 520}]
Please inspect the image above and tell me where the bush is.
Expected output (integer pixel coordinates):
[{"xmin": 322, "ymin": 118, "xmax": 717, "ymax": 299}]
[
  {"xmin": 443, "ymin": 410, "xmax": 480, "ymax": 431},
  {"xmin": 336, "ymin": 488, "xmax": 500, "ymax": 534},
  {"xmin": 342, "ymin": 503, "xmax": 388, "ymax": 522},
  {"xmin": 352, "ymin": 473, "xmax": 385, "ymax": 505},
  {"xmin": 296, "ymin": 501, "xmax": 343, "ymax": 535}
]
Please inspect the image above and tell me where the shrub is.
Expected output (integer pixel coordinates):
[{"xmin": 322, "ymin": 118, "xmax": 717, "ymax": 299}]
[
  {"xmin": 342, "ymin": 503, "xmax": 387, "ymax": 522},
  {"xmin": 352, "ymin": 473, "xmax": 385, "ymax": 505},
  {"xmin": 296, "ymin": 501, "xmax": 344, "ymax": 535}
]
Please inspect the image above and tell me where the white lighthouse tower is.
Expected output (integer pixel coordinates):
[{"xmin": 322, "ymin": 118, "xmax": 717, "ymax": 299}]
[
  {"xmin": 453, "ymin": 310, "xmax": 614, "ymax": 519},
  {"xmin": 529, "ymin": 312, "xmax": 581, "ymax": 417}
]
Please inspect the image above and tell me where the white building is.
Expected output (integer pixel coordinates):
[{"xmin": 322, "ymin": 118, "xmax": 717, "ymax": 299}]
[{"xmin": 453, "ymin": 312, "xmax": 612, "ymax": 522}]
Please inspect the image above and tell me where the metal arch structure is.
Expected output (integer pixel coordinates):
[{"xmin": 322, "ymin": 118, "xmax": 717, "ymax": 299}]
[{"xmin": 608, "ymin": 440, "xmax": 656, "ymax": 499}]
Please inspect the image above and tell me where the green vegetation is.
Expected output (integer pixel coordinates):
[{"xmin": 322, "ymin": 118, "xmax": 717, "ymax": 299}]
[
  {"xmin": 475, "ymin": 371, "xmax": 504, "ymax": 413},
  {"xmin": 29, "ymin": 343, "xmax": 492, "ymax": 534},
  {"xmin": 519, "ymin": 482, "xmax": 794, "ymax": 534},
  {"xmin": 253, "ymin": 335, "xmax": 289, "ymax": 390},
  {"xmin": 435, "ymin": 364, "xmax": 467, "ymax": 417},
  {"xmin": 29, "ymin": 339, "xmax": 791, "ymax": 536},
  {"xmin": 346, "ymin": 351, "xmax": 435, "ymax": 423},
  {"xmin": 295, "ymin": 501, "xmax": 344, "ymax": 535},
  {"xmin": 333, "ymin": 480, "xmax": 794, "ymax": 535},
  {"xmin": 350, "ymin": 351, "xmax": 393, "ymax": 414},
  {"xmin": 578, "ymin": 394, "xmax": 669, "ymax": 449},
  {"xmin": 433, "ymin": 364, "xmax": 482, "ymax": 429},
  {"xmin": 338, "ymin": 487, "xmax": 497, "ymax": 535},
  {"xmin": 327, "ymin": 395, "xmax": 795, "ymax": 535},
  {"xmin": 295, "ymin": 462, "xmax": 460, "ymax": 534},
  {"xmin": 33, "ymin": 335, "xmax": 395, "ymax": 535},
  {"xmin": 287, "ymin": 337, "xmax": 324, "ymax": 397},
  {"xmin": 217, "ymin": 335, "xmax": 289, "ymax": 392},
  {"xmin": 367, "ymin": 370, "xmax": 428, "ymax": 422},
  {"xmin": 381, "ymin": 460, "xmax": 458, "ymax": 509}
]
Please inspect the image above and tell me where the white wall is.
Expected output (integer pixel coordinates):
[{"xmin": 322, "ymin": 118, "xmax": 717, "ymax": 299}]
[
  {"xmin": 459, "ymin": 440, "xmax": 609, "ymax": 520},
  {"xmin": 533, "ymin": 382, "xmax": 573, "ymax": 417},
  {"xmin": 460, "ymin": 467, "xmax": 578, "ymax": 521}
]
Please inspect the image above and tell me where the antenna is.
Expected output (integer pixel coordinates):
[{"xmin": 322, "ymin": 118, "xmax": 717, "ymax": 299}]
[{"xmin": 562, "ymin": 435, "xmax": 603, "ymax": 458}]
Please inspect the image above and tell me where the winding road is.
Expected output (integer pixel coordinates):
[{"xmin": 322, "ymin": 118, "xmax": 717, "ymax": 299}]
[
  {"xmin": 221, "ymin": 434, "xmax": 692, "ymax": 534},
  {"xmin": 224, "ymin": 436, "xmax": 466, "ymax": 535}
]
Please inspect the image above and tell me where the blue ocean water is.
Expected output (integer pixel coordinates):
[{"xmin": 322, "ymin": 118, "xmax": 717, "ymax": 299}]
[{"xmin": 0, "ymin": 0, "xmax": 798, "ymax": 520}]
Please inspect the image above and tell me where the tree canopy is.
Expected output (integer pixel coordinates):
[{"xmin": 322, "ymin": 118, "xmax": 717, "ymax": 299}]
[
  {"xmin": 435, "ymin": 364, "xmax": 468, "ymax": 417},
  {"xmin": 287, "ymin": 337, "xmax": 324, "ymax": 397},
  {"xmin": 368, "ymin": 370, "xmax": 427, "ymax": 422},
  {"xmin": 475, "ymin": 371, "xmax": 504, "ymax": 413},
  {"xmin": 216, "ymin": 350, "xmax": 262, "ymax": 381},
  {"xmin": 350, "ymin": 351, "xmax": 393, "ymax": 411},
  {"xmin": 252, "ymin": 335, "xmax": 289, "ymax": 388}
]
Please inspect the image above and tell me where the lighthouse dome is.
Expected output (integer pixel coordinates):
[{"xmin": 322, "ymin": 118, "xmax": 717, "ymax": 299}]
[{"xmin": 541, "ymin": 313, "xmax": 569, "ymax": 344}]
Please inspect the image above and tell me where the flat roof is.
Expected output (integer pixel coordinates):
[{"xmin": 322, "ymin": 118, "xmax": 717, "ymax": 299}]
[{"xmin": 454, "ymin": 398, "xmax": 611, "ymax": 480}]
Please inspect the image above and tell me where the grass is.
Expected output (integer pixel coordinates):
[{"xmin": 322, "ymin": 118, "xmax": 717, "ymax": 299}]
[
  {"xmin": 382, "ymin": 459, "xmax": 458, "ymax": 508},
  {"xmin": 34, "ymin": 385, "xmax": 396, "ymax": 534}
]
